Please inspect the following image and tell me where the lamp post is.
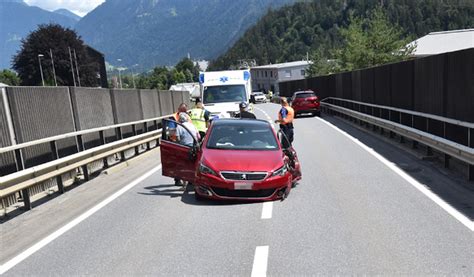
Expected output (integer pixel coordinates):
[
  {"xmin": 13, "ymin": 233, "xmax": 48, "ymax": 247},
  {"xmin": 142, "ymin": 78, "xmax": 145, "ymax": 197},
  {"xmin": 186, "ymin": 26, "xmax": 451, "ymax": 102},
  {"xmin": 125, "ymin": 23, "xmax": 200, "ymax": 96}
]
[
  {"xmin": 131, "ymin": 64, "xmax": 139, "ymax": 88},
  {"xmin": 37, "ymin": 54, "xmax": 45, "ymax": 86},
  {"xmin": 49, "ymin": 49, "xmax": 57, "ymax": 86},
  {"xmin": 117, "ymin": 59, "xmax": 123, "ymax": 89}
]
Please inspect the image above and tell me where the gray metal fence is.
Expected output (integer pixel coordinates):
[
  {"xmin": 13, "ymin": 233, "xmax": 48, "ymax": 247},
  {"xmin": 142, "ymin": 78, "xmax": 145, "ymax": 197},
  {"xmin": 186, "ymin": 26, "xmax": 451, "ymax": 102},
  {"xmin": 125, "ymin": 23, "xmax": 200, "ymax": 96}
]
[
  {"xmin": 279, "ymin": 48, "xmax": 474, "ymax": 123},
  {"xmin": 0, "ymin": 87, "xmax": 190, "ymax": 176}
]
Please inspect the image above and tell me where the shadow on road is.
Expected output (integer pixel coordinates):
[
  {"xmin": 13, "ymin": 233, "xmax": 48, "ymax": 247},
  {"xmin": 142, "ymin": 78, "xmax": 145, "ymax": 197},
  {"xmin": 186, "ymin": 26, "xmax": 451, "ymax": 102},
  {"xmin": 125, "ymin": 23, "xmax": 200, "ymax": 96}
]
[
  {"xmin": 321, "ymin": 114, "xmax": 474, "ymax": 220},
  {"xmin": 138, "ymin": 183, "xmax": 264, "ymax": 207}
]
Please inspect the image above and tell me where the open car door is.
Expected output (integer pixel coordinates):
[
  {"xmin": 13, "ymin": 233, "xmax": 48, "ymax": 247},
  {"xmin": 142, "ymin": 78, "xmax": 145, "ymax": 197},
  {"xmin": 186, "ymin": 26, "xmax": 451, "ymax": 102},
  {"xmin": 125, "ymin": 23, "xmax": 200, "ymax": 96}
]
[{"xmin": 160, "ymin": 119, "xmax": 198, "ymax": 183}]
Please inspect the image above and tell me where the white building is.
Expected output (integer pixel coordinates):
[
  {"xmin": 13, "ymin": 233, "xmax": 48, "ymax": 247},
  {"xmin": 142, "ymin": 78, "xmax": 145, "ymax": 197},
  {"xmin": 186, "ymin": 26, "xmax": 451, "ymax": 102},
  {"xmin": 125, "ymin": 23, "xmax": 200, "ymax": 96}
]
[
  {"xmin": 250, "ymin": 60, "xmax": 311, "ymax": 94},
  {"xmin": 408, "ymin": 29, "xmax": 474, "ymax": 57}
]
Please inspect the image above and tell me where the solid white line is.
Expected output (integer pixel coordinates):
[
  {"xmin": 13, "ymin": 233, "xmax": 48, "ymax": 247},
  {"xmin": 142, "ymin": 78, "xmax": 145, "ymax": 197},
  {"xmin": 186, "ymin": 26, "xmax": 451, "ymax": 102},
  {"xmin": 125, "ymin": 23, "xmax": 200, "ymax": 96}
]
[
  {"xmin": 251, "ymin": 246, "xmax": 269, "ymax": 277},
  {"xmin": 317, "ymin": 117, "xmax": 474, "ymax": 232},
  {"xmin": 0, "ymin": 164, "xmax": 163, "ymax": 275},
  {"xmin": 261, "ymin": 202, "xmax": 273, "ymax": 219}
]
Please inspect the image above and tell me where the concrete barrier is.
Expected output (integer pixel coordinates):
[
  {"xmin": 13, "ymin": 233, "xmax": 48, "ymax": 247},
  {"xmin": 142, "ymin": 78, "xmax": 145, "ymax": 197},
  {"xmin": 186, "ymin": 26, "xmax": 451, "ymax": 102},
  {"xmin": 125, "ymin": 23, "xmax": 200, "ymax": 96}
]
[
  {"xmin": 140, "ymin": 89, "xmax": 161, "ymax": 119},
  {"xmin": 110, "ymin": 89, "xmax": 143, "ymax": 137},
  {"xmin": 158, "ymin": 90, "xmax": 174, "ymax": 116}
]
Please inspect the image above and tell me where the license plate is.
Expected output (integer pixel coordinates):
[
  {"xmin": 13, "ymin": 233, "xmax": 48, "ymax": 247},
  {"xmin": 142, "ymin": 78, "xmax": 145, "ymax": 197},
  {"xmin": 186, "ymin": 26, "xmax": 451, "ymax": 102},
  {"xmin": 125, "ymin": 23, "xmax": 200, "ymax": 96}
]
[{"xmin": 234, "ymin": 182, "xmax": 253, "ymax": 190}]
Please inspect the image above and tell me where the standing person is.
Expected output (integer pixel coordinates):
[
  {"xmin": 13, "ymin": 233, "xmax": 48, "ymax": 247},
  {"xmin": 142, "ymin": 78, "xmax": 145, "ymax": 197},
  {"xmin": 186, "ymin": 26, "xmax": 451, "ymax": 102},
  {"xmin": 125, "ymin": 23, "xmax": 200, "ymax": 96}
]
[
  {"xmin": 189, "ymin": 98, "xmax": 210, "ymax": 141},
  {"xmin": 175, "ymin": 112, "xmax": 200, "ymax": 190},
  {"xmin": 234, "ymin": 102, "xmax": 257, "ymax": 119},
  {"xmin": 173, "ymin": 103, "xmax": 189, "ymax": 122},
  {"xmin": 274, "ymin": 97, "xmax": 294, "ymax": 148},
  {"xmin": 176, "ymin": 112, "xmax": 200, "ymax": 147},
  {"xmin": 169, "ymin": 103, "xmax": 189, "ymax": 187}
]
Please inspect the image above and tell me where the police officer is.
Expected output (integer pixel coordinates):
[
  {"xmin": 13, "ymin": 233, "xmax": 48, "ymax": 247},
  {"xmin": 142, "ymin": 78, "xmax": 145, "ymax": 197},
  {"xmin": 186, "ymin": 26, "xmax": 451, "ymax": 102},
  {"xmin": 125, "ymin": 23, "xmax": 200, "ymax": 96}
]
[
  {"xmin": 234, "ymin": 102, "xmax": 256, "ymax": 119},
  {"xmin": 189, "ymin": 98, "xmax": 210, "ymax": 140},
  {"xmin": 274, "ymin": 97, "xmax": 294, "ymax": 148}
]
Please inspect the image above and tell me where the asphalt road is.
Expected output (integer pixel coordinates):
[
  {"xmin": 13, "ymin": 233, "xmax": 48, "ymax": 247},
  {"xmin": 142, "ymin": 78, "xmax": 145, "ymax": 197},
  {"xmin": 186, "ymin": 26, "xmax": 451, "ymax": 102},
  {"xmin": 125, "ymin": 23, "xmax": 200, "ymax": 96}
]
[{"xmin": 1, "ymin": 103, "xmax": 473, "ymax": 276}]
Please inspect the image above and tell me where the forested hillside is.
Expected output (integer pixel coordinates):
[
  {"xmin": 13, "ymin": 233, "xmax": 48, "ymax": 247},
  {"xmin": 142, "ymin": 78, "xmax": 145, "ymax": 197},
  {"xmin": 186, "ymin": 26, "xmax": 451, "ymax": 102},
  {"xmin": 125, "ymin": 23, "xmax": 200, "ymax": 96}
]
[{"xmin": 209, "ymin": 0, "xmax": 474, "ymax": 70}]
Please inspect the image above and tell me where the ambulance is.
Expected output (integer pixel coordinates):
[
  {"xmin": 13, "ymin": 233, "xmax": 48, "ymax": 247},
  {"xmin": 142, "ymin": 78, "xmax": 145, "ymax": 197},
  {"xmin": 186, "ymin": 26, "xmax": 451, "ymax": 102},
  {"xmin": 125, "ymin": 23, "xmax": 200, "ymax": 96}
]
[{"xmin": 195, "ymin": 70, "xmax": 252, "ymax": 118}]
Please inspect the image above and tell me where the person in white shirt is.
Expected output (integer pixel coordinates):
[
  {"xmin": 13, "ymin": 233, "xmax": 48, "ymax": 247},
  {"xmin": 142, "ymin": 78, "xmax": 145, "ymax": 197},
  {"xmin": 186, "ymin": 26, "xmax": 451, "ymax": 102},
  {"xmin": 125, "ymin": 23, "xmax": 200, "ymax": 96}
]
[{"xmin": 177, "ymin": 112, "xmax": 200, "ymax": 146}]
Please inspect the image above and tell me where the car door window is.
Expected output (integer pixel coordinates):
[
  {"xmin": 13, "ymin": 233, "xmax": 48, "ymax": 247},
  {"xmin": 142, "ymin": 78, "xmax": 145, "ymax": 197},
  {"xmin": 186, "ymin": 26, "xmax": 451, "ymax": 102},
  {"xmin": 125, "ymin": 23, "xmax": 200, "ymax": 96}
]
[{"xmin": 162, "ymin": 119, "xmax": 197, "ymax": 148}]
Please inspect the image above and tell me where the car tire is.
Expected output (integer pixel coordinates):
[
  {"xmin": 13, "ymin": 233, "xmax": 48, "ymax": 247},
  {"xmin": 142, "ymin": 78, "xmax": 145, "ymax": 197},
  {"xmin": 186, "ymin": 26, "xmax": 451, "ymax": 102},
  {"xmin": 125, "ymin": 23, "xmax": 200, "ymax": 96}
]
[{"xmin": 316, "ymin": 111, "xmax": 321, "ymax": 117}]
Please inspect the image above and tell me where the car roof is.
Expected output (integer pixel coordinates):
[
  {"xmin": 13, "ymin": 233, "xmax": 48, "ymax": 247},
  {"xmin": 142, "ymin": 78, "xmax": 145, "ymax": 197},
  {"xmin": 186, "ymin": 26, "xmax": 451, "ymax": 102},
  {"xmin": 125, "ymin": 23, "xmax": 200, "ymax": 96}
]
[
  {"xmin": 294, "ymin": 90, "xmax": 314, "ymax": 94},
  {"xmin": 212, "ymin": 118, "xmax": 271, "ymax": 127}
]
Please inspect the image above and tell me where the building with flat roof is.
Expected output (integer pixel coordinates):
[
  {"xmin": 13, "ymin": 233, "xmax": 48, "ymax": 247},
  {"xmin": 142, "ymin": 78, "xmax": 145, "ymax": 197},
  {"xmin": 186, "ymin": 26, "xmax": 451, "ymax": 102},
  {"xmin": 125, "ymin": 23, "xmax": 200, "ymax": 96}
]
[
  {"xmin": 408, "ymin": 29, "xmax": 474, "ymax": 57},
  {"xmin": 251, "ymin": 60, "xmax": 310, "ymax": 94}
]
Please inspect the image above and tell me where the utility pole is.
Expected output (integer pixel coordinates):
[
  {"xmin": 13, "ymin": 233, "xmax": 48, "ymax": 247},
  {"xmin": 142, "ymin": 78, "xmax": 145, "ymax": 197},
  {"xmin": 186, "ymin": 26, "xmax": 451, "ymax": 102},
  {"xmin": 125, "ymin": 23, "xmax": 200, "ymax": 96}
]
[
  {"xmin": 68, "ymin": 46, "xmax": 76, "ymax": 87},
  {"xmin": 73, "ymin": 48, "xmax": 81, "ymax": 87},
  {"xmin": 49, "ymin": 49, "xmax": 57, "ymax": 86},
  {"xmin": 37, "ymin": 54, "xmax": 45, "ymax": 86}
]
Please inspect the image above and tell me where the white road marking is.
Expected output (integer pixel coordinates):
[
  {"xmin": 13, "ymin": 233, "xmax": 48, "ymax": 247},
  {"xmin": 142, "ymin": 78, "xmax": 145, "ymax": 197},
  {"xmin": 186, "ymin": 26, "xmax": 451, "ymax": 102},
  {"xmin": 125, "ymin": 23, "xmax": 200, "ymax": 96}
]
[
  {"xmin": 251, "ymin": 246, "xmax": 269, "ymax": 277},
  {"xmin": 261, "ymin": 202, "xmax": 273, "ymax": 219},
  {"xmin": 254, "ymin": 106, "xmax": 274, "ymax": 125},
  {"xmin": 317, "ymin": 117, "xmax": 474, "ymax": 232},
  {"xmin": 0, "ymin": 164, "xmax": 163, "ymax": 275}
]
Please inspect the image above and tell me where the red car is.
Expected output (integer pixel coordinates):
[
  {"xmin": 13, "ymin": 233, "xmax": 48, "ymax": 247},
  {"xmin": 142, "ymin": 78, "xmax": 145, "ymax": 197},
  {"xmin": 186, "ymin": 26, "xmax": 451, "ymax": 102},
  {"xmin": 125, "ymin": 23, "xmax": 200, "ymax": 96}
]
[
  {"xmin": 291, "ymin": 90, "xmax": 321, "ymax": 117},
  {"xmin": 160, "ymin": 118, "xmax": 302, "ymax": 201}
]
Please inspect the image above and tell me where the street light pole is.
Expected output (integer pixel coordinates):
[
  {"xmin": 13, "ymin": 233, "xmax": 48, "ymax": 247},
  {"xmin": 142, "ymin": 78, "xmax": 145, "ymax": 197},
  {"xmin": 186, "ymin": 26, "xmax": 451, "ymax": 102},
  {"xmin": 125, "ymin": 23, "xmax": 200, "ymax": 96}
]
[
  {"xmin": 37, "ymin": 54, "xmax": 45, "ymax": 86},
  {"xmin": 117, "ymin": 59, "xmax": 123, "ymax": 89},
  {"xmin": 68, "ymin": 46, "xmax": 76, "ymax": 87},
  {"xmin": 131, "ymin": 64, "xmax": 139, "ymax": 88},
  {"xmin": 73, "ymin": 48, "xmax": 81, "ymax": 87},
  {"xmin": 49, "ymin": 49, "xmax": 57, "ymax": 86}
]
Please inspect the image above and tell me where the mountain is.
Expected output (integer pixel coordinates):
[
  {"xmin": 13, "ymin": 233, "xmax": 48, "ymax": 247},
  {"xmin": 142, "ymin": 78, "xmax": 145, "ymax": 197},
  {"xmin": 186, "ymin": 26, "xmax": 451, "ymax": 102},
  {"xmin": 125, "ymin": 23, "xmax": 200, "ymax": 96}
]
[
  {"xmin": 209, "ymin": 0, "xmax": 474, "ymax": 70},
  {"xmin": 75, "ymin": 0, "xmax": 298, "ymax": 69},
  {"xmin": 0, "ymin": 1, "xmax": 77, "ymax": 69},
  {"xmin": 54, "ymin": 9, "xmax": 81, "ymax": 21}
]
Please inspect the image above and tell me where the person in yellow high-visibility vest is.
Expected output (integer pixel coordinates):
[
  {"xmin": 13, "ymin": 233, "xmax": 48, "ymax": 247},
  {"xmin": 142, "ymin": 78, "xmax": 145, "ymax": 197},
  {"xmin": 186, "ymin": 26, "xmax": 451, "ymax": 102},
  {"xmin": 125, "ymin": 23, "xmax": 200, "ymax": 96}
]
[{"xmin": 189, "ymin": 98, "xmax": 210, "ymax": 141}]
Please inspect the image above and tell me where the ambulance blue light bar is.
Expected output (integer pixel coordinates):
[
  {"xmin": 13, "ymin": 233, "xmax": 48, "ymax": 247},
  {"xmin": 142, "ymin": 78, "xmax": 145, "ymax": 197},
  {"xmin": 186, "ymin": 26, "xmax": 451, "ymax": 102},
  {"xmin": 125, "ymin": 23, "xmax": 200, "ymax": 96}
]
[{"xmin": 243, "ymin": 71, "xmax": 250, "ymax": 81}]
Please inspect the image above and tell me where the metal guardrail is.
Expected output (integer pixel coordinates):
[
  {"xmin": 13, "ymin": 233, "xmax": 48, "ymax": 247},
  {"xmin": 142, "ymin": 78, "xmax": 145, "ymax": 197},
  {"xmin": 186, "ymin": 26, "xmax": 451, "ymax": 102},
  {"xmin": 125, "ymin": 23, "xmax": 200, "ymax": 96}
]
[
  {"xmin": 323, "ymin": 97, "xmax": 474, "ymax": 129},
  {"xmin": 321, "ymin": 100, "xmax": 474, "ymax": 181},
  {"xmin": 0, "ymin": 114, "xmax": 171, "ymax": 212}
]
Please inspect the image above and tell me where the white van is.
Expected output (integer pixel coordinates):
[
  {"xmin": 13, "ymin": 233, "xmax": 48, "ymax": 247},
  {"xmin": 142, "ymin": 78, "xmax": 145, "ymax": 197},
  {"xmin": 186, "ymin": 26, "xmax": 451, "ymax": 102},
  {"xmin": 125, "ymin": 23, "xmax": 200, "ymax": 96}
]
[{"xmin": 197, "ymin": 70, "xmax": 252, "ymax": 118}]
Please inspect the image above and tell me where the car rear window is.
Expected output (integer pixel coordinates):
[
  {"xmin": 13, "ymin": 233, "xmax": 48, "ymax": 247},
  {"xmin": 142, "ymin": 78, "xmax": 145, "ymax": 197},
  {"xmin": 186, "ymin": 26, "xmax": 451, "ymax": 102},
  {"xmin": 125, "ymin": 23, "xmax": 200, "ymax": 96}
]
[{"xmin": 295, "ymin": 92, "xmax": 316, "ymax": 98}]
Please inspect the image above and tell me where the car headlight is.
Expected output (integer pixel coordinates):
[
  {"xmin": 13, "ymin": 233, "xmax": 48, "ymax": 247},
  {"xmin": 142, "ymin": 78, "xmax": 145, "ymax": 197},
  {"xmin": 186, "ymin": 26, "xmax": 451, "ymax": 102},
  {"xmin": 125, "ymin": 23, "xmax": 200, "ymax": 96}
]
[
  {"xmin": 271, "ymin": 164, "xmax": 288, "ymax": 177},
  {"xmin": 199, "ymin": 162, "xmax": 218, "ymax": 176}
]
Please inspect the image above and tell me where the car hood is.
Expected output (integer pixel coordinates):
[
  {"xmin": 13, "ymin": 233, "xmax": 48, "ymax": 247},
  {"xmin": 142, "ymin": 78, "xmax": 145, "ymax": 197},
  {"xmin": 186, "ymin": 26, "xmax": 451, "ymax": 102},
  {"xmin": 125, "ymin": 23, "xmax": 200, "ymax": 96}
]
[{"xmin": 201, "ymin": 149, "xmax": 284, "ymax": 172}]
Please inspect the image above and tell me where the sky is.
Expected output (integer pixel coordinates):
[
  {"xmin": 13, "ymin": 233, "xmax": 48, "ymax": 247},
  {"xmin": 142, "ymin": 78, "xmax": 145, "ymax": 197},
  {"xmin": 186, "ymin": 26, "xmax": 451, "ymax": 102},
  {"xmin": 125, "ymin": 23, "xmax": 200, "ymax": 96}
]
[{"xmin": 24, "ymin": 0, "xmax": 105, "ymax": 17}]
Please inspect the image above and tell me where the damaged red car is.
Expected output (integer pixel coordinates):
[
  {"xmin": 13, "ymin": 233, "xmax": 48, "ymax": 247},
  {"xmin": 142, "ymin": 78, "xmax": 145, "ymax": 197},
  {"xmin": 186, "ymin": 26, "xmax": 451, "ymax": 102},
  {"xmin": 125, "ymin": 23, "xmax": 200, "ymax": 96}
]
[{"xmin": 160, "ymin": 118, "xmax": 301, "ymax": 201}]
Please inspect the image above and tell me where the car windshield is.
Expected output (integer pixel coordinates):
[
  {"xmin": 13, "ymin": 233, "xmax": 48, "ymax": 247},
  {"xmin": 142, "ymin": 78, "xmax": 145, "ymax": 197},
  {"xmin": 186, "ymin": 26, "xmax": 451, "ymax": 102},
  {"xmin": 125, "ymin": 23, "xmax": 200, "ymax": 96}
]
[
  {"xmin": 203, "ymin": 85, "xmax": 247, "ymax": 104},
  {"xmin": 295, "ymin": 92, "xmax": 315, "ymax": 98},
  {"xmin": 207, "ymin": 121, "xmax": 279, "ymax": 150}
]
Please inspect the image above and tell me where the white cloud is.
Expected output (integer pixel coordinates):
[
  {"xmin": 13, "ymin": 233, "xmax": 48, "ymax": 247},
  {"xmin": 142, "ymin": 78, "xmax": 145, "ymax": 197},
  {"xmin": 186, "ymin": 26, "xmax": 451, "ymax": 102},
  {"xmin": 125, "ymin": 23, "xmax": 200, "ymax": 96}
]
[{"xmin": 24, "ymin": 0, "xmax": 105, "ymax": 17}]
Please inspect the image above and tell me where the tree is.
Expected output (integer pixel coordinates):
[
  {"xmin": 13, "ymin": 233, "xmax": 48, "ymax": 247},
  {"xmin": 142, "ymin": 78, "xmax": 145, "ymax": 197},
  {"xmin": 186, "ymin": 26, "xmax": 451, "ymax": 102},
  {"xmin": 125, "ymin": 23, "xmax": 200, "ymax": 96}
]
[
  {"xmin": 0, "ymin": 69, "xmax": 20, "ymax": 86},
  {"xmin": 175, "ymin": 57, "xmax": 201, "ymax": 82},
  {"xmin": 13, "ymin": 24, "xmax": 100, "ymax": 86},
  {"xmin": 308, "ymin": 7, "xmax": 415, "ymax": 76}
]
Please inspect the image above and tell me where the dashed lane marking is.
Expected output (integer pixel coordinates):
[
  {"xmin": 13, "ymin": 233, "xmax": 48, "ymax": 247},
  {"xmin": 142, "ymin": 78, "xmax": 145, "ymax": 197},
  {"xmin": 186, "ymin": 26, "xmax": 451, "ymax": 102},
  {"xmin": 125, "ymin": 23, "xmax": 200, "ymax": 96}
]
[
  {"xmin": 251, "ymin": 246, "xmax": 269, "ymax": 277},
  {"xmin": 0, "ymin": 164, "xmax": 163, "ymax": 275},
  {"xmin": 317, "ymin": 117, "xmax": 474, "ymax": 232},
  {"xmin": 261, "ymin": 202, "xmax": 273, "ymax": 219}
]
